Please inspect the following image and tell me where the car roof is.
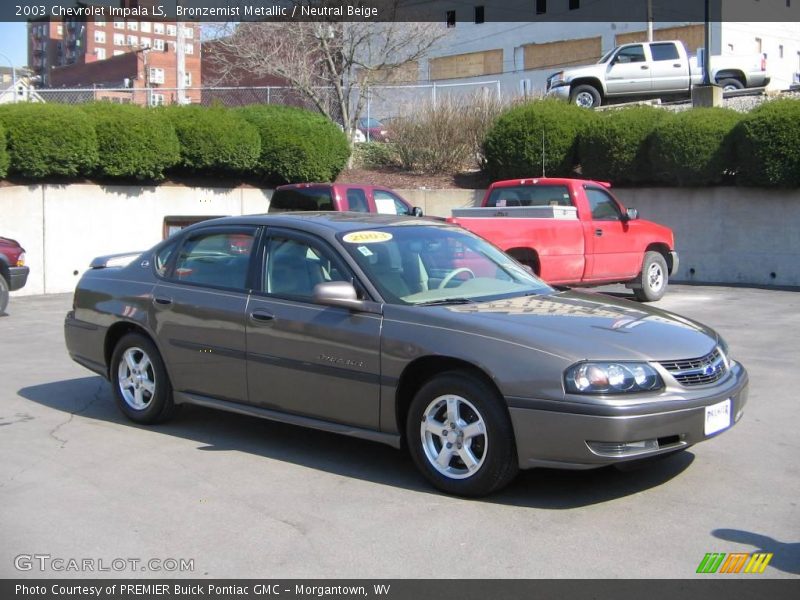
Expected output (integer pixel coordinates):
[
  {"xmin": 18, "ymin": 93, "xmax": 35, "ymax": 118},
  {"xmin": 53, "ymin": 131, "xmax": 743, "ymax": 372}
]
[
  {"xmin": 490, "ymin": 177, "xmax": 612, "ymax": 189},
  {"xmin": 183, "ymin": 212, "xmax": 447, "ymax": 237},
  {"xmin": 274, "ymin": 182, "xmax": 393, "ymax": 193}
]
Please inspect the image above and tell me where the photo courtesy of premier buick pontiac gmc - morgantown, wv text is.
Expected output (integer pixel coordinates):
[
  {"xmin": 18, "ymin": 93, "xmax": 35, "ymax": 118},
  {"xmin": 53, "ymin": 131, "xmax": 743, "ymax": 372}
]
[{"xmin": 64, "ymin": 213, "xmax": 747, "ymax": 497}]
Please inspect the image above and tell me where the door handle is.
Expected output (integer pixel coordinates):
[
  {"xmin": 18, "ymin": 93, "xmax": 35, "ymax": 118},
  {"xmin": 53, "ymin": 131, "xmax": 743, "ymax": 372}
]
[
  {"xmin": 640, "ymin": 65, "xmax": 649, "ymax": 70},
  {"xmin": 673, "ymin": 63, "xmax": 682, "ymax": 68},
  {"xmin": 595, "ymin": 229, "xmax": 604, "ymax": 237},
  {"xmin": 249, "ymin": 310, "xmax": 275, "ymax": 323},
  {"xmin": 153, "ymin": 296, "xmax": 172, "ymax": 306}
]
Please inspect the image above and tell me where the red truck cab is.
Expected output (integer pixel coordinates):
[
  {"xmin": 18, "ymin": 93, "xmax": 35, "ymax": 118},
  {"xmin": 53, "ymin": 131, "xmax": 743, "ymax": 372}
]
[
  {"xmin": 449, "ymin": 178, "xmax": 678, "ymax": 301},
  {"xmin": 0, "ymin": 236, "xmax": 30, "ymax": 314},
  {"xmin": 269, "ymin": 183, "xmax": 423, "ymax": 217}
]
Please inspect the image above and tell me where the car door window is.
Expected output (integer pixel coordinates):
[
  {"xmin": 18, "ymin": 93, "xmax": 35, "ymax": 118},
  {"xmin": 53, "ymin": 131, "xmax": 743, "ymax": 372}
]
[
  {"xmin": 615, "ymin": 45, "xmax": 646, "ymax": 64},
  {"xmin": 585, "ymin": 188, "xmax": 623, "ymax": 221},
  {"xmin": 264, "ymin": 236, "xmax": 348, "ymax": 300},
  {"xmin": 172, "ymin": 229, "xmax": 255, "ymax": 290},
  {"xmin": 650, "ymin": 43, "xmax": 680, "ymax": 62},
  {"xmin": 346, "ymin": 188, "xmax": 369, "ymax": 212},
  {"xmin": 374, "ymin": 190, "xmax": 411, "ymax": 215}
]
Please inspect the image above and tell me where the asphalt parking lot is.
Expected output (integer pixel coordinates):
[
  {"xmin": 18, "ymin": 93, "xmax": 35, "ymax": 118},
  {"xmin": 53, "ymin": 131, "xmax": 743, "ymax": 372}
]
[{"xmin": 1, "ymin": 285, "xmax": 798, "ymax": 579}]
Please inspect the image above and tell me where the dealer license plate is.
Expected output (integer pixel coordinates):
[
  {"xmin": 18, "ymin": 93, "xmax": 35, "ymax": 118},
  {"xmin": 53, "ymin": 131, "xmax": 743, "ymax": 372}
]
[{"xmin": 704, "ymin": 399, "xmax": 731, "ymax": 435}]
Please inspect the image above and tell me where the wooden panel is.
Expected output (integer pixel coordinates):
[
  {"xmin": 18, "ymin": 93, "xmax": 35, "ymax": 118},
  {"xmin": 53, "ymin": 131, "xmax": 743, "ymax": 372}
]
[
  {"xmin": 522, "ymin": 37, "xmax": 602, "ymax": 70},
  {"xmin": 429, "ymin": 49, "xmax": 503, "ymax": 80},
  {"xmin": 370, "ymin": 61, "xmax": 419, "ymax": 84},
  {"xmin": 615, "ymin": 25, "xmax": 706, "ymax": 54}
]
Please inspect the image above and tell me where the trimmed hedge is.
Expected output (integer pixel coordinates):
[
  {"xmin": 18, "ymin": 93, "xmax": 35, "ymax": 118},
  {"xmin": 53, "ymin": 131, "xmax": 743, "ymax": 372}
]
[
  {"xmin": 648, "ymin": 108, "xmax": 742, "ymax": 186},
  {"xmin": 578, "ymin": 106, "xmax": 670, "ymax": 185},
  {"xmin": 238, "ymin": 105, "xmax": 350, "ymax": 184},
  {"xmin": 0, "ymin": 103, "xmax": 98, "ymax": 178},
  {"xmin": 81, "ymin": 103, "xmax": 180, "ymax": 181},
  {"xmin": 734, "ymin": 99, "xmax": 800, "ymax": 187},
  {"xmin": 483, "ymin": 99, "xmax": 597, "ymax": 179},
  {"xmin": 0, "ymin": 123, "xmax": 8, "ymax": 179},
  {"xmin": 163, "ymin": 105, "xmax": 261, "ymax": 175}
]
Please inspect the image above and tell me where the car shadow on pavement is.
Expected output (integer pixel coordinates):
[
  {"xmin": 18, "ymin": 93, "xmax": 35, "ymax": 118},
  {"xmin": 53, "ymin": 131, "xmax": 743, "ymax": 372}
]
[
  {"xmin": 19, "ymin": 376, "xmax": 694, "ymax": 509},
  {"xmin": 711, "ymin": 528, "xmax": 800, "ymax": 575}
]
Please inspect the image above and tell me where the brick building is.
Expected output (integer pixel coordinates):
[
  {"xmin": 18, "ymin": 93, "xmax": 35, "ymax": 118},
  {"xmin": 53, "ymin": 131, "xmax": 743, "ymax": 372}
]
[{"xmin": 27, "ymin": 1, "xmax": 201, "ymax": 105}]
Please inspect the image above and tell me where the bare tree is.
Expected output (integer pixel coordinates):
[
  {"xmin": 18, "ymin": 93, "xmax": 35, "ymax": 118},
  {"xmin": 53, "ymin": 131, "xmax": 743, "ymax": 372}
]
[{"xmin": 205, "ymin": 2, "xmax": 446, "ymax": 147}]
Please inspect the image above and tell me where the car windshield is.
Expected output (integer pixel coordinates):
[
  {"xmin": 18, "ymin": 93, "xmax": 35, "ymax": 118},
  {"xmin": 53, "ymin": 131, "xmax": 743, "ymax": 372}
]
[{"xmin": 338, "ymin": 225, "xmax": 552, "ymax": 305}]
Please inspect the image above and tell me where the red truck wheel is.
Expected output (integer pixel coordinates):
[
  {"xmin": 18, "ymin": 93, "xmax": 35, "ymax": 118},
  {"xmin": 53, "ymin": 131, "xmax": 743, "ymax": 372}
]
[{"xmin": 634, "ymin": 252, "xmax": 668, "ymax": 302}]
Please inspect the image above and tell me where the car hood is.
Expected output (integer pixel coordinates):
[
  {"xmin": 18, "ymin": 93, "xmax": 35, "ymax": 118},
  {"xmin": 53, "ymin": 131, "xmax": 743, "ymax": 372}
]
[{"xmin": 412, "ymin": 290, "xmax": 718, "ymax": 363}]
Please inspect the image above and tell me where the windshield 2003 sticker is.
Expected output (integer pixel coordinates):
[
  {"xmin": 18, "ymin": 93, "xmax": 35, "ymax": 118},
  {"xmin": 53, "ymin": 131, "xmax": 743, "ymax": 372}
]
[{"xmin": 342, "ymin": 231, "xmax": 393, "ymax": 244}]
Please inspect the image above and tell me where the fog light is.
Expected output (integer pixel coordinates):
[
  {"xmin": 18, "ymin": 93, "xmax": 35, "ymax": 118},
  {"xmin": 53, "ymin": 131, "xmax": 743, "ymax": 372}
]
[{"xmin": 587, "ymin": 439, "xmax": 659, "ymax": 457}]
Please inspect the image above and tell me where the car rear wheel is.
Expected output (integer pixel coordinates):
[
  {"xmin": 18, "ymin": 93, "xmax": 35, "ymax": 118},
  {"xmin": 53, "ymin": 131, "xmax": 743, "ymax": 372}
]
[
  {"xmin": 110, "ymin": 333, "xmax": 176, "ymax": 424},
  {"xmin": 718, "ymin": 78, "xmax": 744, "ymax": 92},
  {"xmin": 0, "ymin": 275, "xmax": 8, "ymax": 315},
  {"xmin": 406, "ymin": 371, "xmax": 518, "ymax": 497},
  {"xmin": 633, "ymin": 251, "xmax": 669, "ymax": 302}
]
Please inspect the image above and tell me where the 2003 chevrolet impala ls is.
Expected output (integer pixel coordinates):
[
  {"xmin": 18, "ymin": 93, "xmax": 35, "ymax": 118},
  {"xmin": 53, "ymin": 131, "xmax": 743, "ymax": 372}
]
[{"xmin": 65, "ymin": 214, "xmax": 748, "ymax": 496}]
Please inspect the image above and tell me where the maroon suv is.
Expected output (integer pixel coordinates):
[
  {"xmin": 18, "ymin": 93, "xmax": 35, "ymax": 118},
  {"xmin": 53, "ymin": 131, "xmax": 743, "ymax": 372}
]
[
  {"xmin": 0, "ymin": 236, "xmax": 29, "ymax": 314},
  {"xmin": 268, "ymin": 183, "xmax": 423, "ymax": 216}
]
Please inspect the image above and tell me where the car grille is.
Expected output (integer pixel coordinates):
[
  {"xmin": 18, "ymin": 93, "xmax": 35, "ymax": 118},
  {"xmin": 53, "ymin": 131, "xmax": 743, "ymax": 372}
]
[{"xmin": 659, "ymin": 348, "xmax": 727, "ymax": 386}]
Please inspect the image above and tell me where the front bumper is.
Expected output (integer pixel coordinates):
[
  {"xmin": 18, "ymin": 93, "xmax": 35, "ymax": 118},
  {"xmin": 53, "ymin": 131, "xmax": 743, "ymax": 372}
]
[
  {"xmin": 669, "ymin": 251, "xmax": 680, "ymax": 276},
  {"xmin": 545, "ymin": 85, "xmax": 570, "ymax": 101},
  {"xmin": 8, "ymin": 266, "xmax": 29, "ymax": 291},
  {"xmin": 508, "ymin": 362, "xmax": 748, "ymax": 470}
]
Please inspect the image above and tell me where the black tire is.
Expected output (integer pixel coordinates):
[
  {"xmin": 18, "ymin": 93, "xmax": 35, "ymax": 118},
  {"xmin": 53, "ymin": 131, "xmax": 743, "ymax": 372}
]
[
  {"xmin": 0, "ymin": 275, "xmax": 8, "ymax": 315},
  {"xmin": 570, "ymin": 84, "xmax": 601, "ymax": 108},
  {"xmin": 110, "ymin": 332, "xmax": 177, "ymax": 424},
  {"xmin": 633, "ymin": 251, "xmax": 669, "ymax": 302},
  {"xmin": 406, "ymin": 370, "xmax": 518, "ymax": 497},
  {"xmin": 717, "ymin": 78, "xmax": 744, "ymax": 91}
]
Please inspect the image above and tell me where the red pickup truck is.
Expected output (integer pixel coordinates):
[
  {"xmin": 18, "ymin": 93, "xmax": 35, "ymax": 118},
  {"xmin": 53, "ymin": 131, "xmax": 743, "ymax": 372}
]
[
  {"xmin": 448, "ymin": 178, "xmax": 678, "ymax": 301},
  {"xmin": 0, "ymin": 236, "xmax": 30, "ymax": 314}
]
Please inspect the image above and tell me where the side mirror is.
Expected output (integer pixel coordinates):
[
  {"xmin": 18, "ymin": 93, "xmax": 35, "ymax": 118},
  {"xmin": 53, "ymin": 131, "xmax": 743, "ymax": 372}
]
[
  {"xmin": 312, "ymin": 281, "xmax": 381, "ymax": 313},
  {"xmin": 412, "ymin": 206, "xmax": 424, "ymax": 217},
  {"xmin": 625, "ymin": 207, "xmax": 639, "ymax": 221}
]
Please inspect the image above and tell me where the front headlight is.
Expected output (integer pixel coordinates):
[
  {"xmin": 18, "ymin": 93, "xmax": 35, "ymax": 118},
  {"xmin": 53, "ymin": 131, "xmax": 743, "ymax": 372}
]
[
  {"xmin": 565, "ymin": 362, "xmax": 664, "ymax": 394},
  {"xmin": 717, "ymin": 336, "xmax": 734, "ymax": 368},
  {"xmin": 16, "ymin": 252, "xmax": 25, "ymax": 267},
  {"xmin": 549, "ymin": 71, "xmax": 567, "ymax": 87}
]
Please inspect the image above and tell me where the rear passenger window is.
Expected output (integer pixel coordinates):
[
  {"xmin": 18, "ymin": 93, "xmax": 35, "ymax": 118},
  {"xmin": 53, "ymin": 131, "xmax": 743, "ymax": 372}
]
[
  {"xmin": 346, "ymin": 189, "xmax": 369, "ymax": 212},
  {"xmin": 173, "ymin": 229, "xmax": 256, "ymax": 290},
  {"xmin": 650, "ymin": 43, "xmax": 680, "ymax": 62}
]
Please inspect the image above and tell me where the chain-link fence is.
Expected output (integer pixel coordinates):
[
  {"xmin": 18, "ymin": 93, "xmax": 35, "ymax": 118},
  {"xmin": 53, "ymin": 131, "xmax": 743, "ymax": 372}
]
[{"xmin": 30, "ymin": 80, "xmax": 503, "ymax": 119}]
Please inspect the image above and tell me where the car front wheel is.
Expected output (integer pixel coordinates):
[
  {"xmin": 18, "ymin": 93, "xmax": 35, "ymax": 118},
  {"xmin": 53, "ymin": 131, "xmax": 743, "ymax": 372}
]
[
  {"xmin": 0, "ymin": 275, "xmax": 8, "ymax": 315},
  {"xmin": 406, "ymin": 371, "xmax": 518, "ymax": 497},
  {"xmin": 110, "ymin": 332, "xmax": 176, "ymax": 424}
]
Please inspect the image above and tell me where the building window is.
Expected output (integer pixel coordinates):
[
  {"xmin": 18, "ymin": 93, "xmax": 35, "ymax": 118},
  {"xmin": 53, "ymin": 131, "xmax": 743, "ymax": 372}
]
[
  {"xmin": 128, "ymin": 21, "xmax": 138, "ymax": 31},
  {"xmin": 474, "ymin": 6, "xmax": 485, "ymax": 24},
  {"xmin": 114, "ymin": 20, "xmax": 124, "ymax": 29},
  {"xmin": 184, "ymin": 72, "xmax": 192, "ymax": 86},
  {"xmin": 57, "ymin": 25, "xmax": 63, "ymax": 35},
  {"xmin": 183, "ymin": 26, "xmax": 193, "ymax": 38},
  {"xmin": 95, "ymin": 48, "xmax": 106, "ymax": 60},
  {"xmin": 140, "ymin": 21, "xmax": 151, "ymax": 33},
  {"xmin": 140, "ymin": 36, "xmax": 151, "ymax": 48},
  {"xmin": 150, "ymin": 93, "xmax": 165, "ymax": 107},
  {"xmin": 569, "ymin": 0, "xmax": 580, "ymax": 9},
  {"xmin": 95, "ymin": 18, "xmax": 106, "ymax": 26},
  {"xmin": 184, "ymin": 43, "xmax": 193, "ymax": 55},
  {"xmin": 755, "ymin": 37, "xmax": 762, "ymax": 53},
  {"xmin": 536, "ymin": 0, "xmax": 547, "ymax": 15},
  {"xmin": 166, "ymin": 25, "xmax": 177, "ymax": 36},
  {"xmin": 127, "ymin": 35, "xmax": 138, "ymax": 46},
  {"xmin": 113, "ymin": 50, "xmax": 124, "ymax": 56},
  {"xmin": 149, "ymin": 67, "xmax": 165, "ymax": 84},
  {"xmin": 446, "ymin": 10, "xmax": 456, "ymax": 28},
  {"xmin": 95, "ymin": 30, "xmax": 106, "ymax": 43},
  {"xmin": 153, "ymin": 38, "xmax": 165, "ymax": 51},
  {"xmin": 779, "ymin": 45, "xmax": 784, "ymax": 58},
  {"xmin": 113, "ymin": 33, "xmax": 124, "ymax": 46},
  {"xmin": 153, "ymin": 23, "xmax": 164, "ymax": 34}
]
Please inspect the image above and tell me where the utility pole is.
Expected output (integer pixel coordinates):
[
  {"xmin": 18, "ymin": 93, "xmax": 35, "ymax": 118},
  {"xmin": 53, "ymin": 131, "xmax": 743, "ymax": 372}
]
[{"xmin": 647, "ymin": 0, "xmax": 654, "ymax": 42}]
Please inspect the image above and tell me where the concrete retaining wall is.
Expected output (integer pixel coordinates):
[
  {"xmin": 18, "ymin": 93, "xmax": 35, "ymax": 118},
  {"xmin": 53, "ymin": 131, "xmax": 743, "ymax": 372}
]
[{"xmin": 1, "ymin": 183, "xmax": 798, "ymax": 296}]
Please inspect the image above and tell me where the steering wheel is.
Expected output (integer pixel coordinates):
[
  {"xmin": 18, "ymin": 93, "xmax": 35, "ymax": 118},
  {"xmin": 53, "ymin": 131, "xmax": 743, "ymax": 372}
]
[{"xmin": 438, "ymin": 267, "xmax": 476, "ymax": 289}]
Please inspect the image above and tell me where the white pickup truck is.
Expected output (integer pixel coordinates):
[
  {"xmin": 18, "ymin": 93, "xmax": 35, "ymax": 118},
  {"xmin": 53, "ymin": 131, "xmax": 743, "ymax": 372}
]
[{"xmin": 546, "ymin": 40, "xmax": 769, "ymax": 108}]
